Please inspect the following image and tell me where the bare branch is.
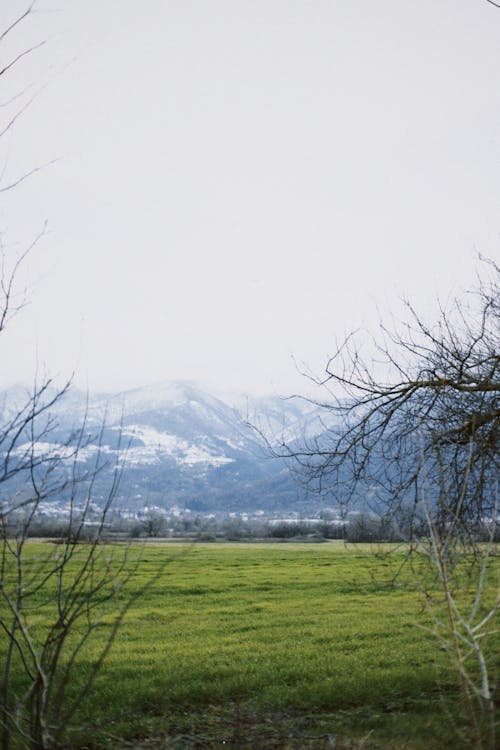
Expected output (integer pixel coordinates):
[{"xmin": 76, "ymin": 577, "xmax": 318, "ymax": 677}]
[
  {"xmin": 0, "ymin": 4, "xmax": 35, "ymax": 45},
  {"xmin": 0, "ymin": 158, "xmax": 60, "ymax": 194}
]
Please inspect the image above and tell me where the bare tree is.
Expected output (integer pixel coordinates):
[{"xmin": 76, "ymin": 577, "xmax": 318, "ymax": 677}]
[
  {"xmin": 277, "ymin": 259, "xmax": 499, "ymax": 542},
  {"xmin": 416, "ymin": 466, "xmax": 499, "ymax": 750},
  {"xmin": 140, "ymin": 508, "xmax": 168, "ymax": 538},
  {"xmin": 273, "ymin": 259, "xmax": 499, "ymax": 747},
  {"xmin": 0, "ymin": 414, "xmax": 130, "ymax": 750},
  {"xmin": 0, "ymin": 7, "xmax": 160, "ymax": 749},
  {"xmin": 0, "ymin": 394, "xmax": 168, "ymax": 750}
]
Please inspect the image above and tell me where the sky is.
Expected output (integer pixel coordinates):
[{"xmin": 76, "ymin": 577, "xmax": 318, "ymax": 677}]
[{"xmin": 0, "ymin": 0, "xmax": 499, "ymax": 397}]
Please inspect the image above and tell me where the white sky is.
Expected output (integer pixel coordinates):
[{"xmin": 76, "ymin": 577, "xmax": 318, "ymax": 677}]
[{"xmin": 1, "ymin": 0, "xmax": 499, "ymax": 396}]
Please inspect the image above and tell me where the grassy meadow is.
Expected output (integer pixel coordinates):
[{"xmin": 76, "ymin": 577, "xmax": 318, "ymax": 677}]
[{"xmin": 2, "ymin": 541, "xmax": 499, "ymax": 748}]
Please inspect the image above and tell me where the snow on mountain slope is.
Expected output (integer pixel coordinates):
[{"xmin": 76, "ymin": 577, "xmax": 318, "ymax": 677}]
[
  {"xmin": 119, "ymin": 424, "xmax": 234, "ymax": 467},
  {"xmin": 0, "ymin": 380, "xmax": 328, "ymax": 512}
]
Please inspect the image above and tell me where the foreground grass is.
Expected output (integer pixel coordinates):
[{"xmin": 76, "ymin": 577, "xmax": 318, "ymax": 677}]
[{"xmin": 2, "ymin": 542, "xmax": 499, "ymax": 748}]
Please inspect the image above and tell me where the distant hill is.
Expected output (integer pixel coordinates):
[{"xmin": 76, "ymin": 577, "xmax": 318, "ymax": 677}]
[{"xmin": 0, "ymin": 381, "xmax": 332, "ymax": 514}]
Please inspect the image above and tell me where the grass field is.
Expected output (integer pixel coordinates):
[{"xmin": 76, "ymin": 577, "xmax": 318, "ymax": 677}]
[{"xmin": 1, "ymin": 541, "xmax": 499, "ymax": 748}]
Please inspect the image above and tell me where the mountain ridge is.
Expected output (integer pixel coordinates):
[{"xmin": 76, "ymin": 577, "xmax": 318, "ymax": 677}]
[{"xmin": 0, "ymin": 380, "xmax": 321, "ymax": 513}]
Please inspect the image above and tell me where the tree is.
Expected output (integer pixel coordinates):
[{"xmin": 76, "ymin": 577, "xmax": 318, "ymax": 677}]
[
  {"xmin": 0, "ymin": 7, "xmax": 157, "ymax": 749},
  {"xmin": 140, "ymin": 508, "xmax": 168, "ymax": 537},
  {"xmin": 0, "ymin": 417, "xmax": 132, "ymax": 750},
  {"xmin": 277, "ymin": 259, "xmax": 499, "ymax": 748},
  {"xmin": 278, "ymin": 259, "xmax": 499, "ymax": 542}
]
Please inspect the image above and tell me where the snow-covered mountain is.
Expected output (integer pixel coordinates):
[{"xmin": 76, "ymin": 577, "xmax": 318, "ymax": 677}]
[{"xmin": 0, "ymin": 381, "xmax": 324, "ymax": 513}]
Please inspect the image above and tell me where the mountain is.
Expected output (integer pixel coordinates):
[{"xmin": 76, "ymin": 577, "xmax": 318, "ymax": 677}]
[{"xmin": 0, "ymin": 381, "xmax": 326, "ymax": 514}]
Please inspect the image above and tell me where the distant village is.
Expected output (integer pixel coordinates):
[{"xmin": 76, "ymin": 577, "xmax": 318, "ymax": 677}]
[{"xmin": 12, "ymin": 497, "xmax": 411, "ymax": 543}]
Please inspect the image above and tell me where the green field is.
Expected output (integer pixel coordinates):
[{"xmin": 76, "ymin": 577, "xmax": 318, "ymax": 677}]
[{"xmin": 1, "ymin": 541, "xmax": 499, "ymax": 748}]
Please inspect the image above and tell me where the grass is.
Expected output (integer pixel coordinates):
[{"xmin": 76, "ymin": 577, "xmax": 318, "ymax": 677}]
[{"xmin": 1, "ymin": 541, "xmax": 498, "ymax": 748}]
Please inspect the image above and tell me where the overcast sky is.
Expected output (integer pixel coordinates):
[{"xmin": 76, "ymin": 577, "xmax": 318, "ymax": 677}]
[{"xmin": 0, "ymin": 0, "xmax": 499, "ymax": 396}]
